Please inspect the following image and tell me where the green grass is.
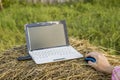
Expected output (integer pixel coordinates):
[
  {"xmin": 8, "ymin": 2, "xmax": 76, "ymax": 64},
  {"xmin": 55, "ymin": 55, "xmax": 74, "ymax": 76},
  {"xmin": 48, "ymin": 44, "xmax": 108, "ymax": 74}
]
[{"xmin": 0, "ymin": 1, "xmax": 120, "ymax": 54}]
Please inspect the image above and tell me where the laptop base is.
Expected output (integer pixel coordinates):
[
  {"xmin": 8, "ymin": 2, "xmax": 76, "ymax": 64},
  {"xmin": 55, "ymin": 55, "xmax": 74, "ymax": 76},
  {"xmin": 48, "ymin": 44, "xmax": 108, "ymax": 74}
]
[{"xmin": 29, "ymin": 46, "xmax": 83, "ymax": 64}]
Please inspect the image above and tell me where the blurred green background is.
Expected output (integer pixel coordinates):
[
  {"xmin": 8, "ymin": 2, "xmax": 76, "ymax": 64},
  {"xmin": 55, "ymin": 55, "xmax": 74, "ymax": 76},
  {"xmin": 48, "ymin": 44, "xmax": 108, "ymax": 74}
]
[{"xmin": 0, "ymin": 0, "xmax": 120, "ymax": 54}]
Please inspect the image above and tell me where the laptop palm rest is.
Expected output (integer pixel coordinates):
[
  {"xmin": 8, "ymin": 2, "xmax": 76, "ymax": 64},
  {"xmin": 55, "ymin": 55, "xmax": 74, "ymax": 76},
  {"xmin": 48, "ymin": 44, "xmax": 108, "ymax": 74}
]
[{"xmin": 53, "ymin": 58, "xmax": 66, "ymax": 61}]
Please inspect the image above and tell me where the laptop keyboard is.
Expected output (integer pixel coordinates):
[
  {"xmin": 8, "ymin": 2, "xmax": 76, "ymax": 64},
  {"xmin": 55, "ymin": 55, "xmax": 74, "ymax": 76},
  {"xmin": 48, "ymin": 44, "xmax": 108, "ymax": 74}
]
[{"xmin": 31, "ymin": 46, "xmax": 81, "ymax": 59}]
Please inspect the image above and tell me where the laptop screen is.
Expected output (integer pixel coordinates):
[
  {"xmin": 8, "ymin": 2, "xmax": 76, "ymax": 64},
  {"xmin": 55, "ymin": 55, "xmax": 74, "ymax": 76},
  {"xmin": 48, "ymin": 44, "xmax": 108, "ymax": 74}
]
[{"xmin": 27, "ymin": 23, "xmax": 67, "ymax": 51}]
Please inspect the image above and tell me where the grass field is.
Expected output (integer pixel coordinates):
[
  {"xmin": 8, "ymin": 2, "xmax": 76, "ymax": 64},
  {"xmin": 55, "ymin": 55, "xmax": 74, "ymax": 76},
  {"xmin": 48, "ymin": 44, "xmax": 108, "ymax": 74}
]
[{"xmin": 0, "ymin": 0, "xmax": 120, "ymax": 54}]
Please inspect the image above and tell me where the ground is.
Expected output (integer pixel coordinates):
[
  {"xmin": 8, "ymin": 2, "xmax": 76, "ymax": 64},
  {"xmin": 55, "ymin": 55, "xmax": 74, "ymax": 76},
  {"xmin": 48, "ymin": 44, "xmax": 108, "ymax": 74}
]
[{"xmin": 0, "ymin": 38, "xmax": 120, "ymax": 80}]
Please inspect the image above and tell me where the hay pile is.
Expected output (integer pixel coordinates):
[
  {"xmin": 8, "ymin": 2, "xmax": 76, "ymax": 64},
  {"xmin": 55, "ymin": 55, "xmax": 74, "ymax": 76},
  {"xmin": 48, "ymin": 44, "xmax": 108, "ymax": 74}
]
[{"xmin": 0, "ymin": 38, "xmax": 120, "ymax": 80}]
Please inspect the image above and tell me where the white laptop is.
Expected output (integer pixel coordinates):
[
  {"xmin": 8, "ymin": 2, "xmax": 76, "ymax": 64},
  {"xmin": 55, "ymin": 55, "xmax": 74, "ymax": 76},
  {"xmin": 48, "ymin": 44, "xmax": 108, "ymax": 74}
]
[{"xmin": 25, "ymin": 20, "xmax": 83, "ymax": 64}]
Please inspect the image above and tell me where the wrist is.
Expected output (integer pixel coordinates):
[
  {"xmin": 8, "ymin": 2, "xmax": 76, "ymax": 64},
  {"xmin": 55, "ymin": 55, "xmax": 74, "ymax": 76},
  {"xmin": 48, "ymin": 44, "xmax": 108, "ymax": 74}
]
[{"xmin": 105, "ymin": 66, "xmax": 114, "ymax": 74}]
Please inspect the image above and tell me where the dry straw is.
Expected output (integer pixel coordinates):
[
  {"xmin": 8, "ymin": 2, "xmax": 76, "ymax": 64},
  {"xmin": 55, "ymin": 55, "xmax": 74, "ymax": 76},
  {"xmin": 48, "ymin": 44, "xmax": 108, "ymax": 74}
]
[{"xmin": 0, "ymin": 38, "xmax": 120, "ymax": 80}]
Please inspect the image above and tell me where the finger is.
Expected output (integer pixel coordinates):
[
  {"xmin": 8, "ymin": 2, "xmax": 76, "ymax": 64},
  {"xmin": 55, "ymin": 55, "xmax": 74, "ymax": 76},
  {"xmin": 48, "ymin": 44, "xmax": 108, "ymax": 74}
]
[
  {"xmin": 88, "ymin": 61, "xmax": 97, "ymax": 68},
  {"xmin": 85, "ymin": 52, "xmax": 97, "ymax": 58}
]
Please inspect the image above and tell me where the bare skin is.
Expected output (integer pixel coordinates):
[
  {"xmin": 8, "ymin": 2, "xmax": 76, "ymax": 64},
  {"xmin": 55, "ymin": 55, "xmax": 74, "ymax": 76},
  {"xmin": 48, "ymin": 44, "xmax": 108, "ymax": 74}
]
[{"xmin": 85, "ymin": 52, "xmax": 114, "ymax": 74}]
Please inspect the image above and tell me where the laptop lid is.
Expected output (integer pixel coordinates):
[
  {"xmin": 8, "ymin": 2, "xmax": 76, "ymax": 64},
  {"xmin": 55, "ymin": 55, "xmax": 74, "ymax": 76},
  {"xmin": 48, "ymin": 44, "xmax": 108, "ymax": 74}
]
[{"xmin": 25, "ymin": 20, "xmax": 69, "ymax": 51}]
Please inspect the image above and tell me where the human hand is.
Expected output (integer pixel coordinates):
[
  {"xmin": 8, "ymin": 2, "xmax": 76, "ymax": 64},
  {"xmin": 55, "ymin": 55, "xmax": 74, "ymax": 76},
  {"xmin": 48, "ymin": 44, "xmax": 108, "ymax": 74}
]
[{"xmin": 85, "ymin": 52, "xmax": 114, "ymax": 74}]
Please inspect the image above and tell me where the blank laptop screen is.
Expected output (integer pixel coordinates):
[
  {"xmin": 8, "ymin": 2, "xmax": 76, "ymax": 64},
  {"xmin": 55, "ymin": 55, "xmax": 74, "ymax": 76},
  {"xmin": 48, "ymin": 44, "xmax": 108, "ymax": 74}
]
[{"xmin": 27, "ymin": 24, "xmax": 67, "ymax": 50}]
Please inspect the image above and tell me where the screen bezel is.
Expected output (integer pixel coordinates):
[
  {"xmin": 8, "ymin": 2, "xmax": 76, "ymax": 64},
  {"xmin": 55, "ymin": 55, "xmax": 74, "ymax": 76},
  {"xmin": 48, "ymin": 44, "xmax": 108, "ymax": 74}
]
[{"xmin": 25, "ymin": 20, "xmax": 69, "ymax": 51}]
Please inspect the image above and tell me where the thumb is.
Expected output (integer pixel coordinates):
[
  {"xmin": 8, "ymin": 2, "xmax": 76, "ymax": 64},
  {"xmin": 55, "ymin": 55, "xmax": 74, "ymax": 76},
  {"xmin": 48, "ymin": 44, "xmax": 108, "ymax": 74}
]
[{"xmin": 88, "ymin": 61, "xmax": 97, "ymax": 68}]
